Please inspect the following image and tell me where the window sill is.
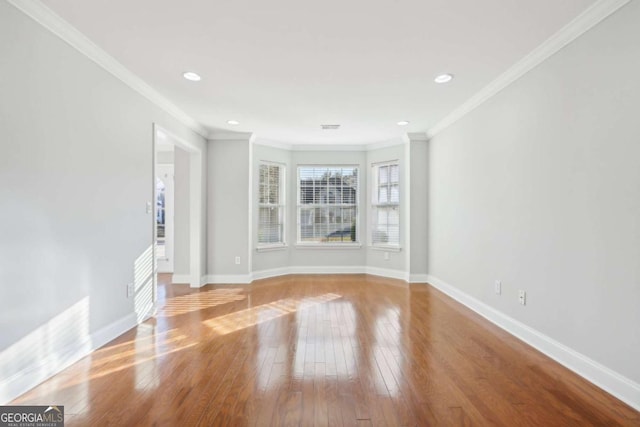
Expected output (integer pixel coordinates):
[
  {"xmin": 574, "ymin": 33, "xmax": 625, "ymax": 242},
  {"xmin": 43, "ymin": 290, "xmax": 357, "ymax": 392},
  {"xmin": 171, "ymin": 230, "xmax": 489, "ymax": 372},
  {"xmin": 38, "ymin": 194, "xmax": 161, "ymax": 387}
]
[
  {"xmin": 295, "ymin": 243, "xmax": 362, "ymax": 250},
  {"xmin": 256, "ymin": 244, "xmax": 288, "ymax": 252},
  {"xmin": 370, "ymin": 245, "xmax": 402, "ymax": 253}
]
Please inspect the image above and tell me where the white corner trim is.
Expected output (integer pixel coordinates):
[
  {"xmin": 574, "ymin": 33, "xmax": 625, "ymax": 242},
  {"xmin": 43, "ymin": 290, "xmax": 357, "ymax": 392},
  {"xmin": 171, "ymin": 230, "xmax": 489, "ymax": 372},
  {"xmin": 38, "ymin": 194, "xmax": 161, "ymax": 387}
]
[
  {"xmin": 0, "ymin": 312, "xmax": 138, "ymax": 405},
  {"xmin": 200, "ymin": 275, "xmax": 209, "ymax": 287},
  {"xmin": 171, "ymin": 274, "xmax": 192, "ymax": 284},
  {"xmin": 408, "ymin": 273, "xmax": 429, "ymax": 283},
  {"xmin": 426, "ymin": 0, "xmax": 631, "ymax": 138},
  {"xmin": 202, "ymin": 274, "xmax": 253, "ymax": 285},
  {"xmin": 7, "ymin": 0, "xmax": 208, "ymax": 138},
  {"xmin": 425, "ymin": 275, "xmax": 640, "ymax": 411}
]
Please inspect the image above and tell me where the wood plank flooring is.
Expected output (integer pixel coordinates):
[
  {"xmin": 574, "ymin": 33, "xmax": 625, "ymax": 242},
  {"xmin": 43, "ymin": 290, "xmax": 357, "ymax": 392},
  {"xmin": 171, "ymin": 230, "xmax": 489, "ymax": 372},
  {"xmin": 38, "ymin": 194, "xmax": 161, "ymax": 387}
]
[{"xmin": 12, "ymin": 274, "xmax": 640, "ymax": 426}]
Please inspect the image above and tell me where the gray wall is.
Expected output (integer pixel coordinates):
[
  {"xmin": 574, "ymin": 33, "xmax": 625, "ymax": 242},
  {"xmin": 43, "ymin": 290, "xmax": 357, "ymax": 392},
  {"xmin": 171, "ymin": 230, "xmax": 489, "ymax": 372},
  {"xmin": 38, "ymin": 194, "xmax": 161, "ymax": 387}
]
[
  {"xmin": 428, "ymin": 1, "xmax": 640, "ymax": 383},
  {"xmin": 0, "ymin": 0, "xmax": 207, "ymax": 402},
  {"xmin": 199, "ymin": 146, "xmax": 208, "ymax": 282},
  {"xmin": 409, "ymin": 139, "xmax": 429, "ymax": 277},
  {"xmin": 173, "ymin": 146, "xmax": 190, "ymax": 277},
  {"xmin": 207, "ymin": 139, "xmax": 251, "ymax": 276}
]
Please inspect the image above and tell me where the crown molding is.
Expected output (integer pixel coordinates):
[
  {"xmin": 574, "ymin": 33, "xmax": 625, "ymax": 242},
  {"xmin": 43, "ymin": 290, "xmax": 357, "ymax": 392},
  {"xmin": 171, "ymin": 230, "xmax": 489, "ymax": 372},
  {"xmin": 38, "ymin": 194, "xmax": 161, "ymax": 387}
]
[
  {"xmin": 406, "ymin": 132, "xmax": 429, "ymax": 143},
  {"xmin": 253, "ymin": 136, "xmax": 412, "ymax": 152},
  {"xmin": 208, "ymin": 131, "xmax": 254, "ymax": 141},
  {"xmin": 365, "ymin": 137, "xmax": 407, "ymax": 151},
  {"xmin": 7, "ymin": 0, "xmax": 208, "ymax": 138},
  {"xmin": 292, "ymin": 144, "xmax": 366, "ymax": 152},
  {"xmin": 426, "ymin": 0, "xmax": 631, "ymax": 138},
  {"xmin": 252, "ymin": 138, "xmax": 294, "ymax": 151}
]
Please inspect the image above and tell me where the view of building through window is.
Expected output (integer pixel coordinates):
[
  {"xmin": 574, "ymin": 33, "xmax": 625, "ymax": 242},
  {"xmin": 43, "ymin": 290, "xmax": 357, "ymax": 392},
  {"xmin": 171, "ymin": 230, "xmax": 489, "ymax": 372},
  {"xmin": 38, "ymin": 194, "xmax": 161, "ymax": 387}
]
[{"xmin": 298, "ymin": 166, "xmax": 359, "ymax": 243}]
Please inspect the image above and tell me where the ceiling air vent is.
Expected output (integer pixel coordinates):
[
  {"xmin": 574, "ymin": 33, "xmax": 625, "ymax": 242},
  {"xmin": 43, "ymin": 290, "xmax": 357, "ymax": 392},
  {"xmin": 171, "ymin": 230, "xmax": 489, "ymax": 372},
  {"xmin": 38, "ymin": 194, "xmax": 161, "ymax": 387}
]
[{"xmin": 321, "ymin": 124, "xmax": 341, "ymax": 130}]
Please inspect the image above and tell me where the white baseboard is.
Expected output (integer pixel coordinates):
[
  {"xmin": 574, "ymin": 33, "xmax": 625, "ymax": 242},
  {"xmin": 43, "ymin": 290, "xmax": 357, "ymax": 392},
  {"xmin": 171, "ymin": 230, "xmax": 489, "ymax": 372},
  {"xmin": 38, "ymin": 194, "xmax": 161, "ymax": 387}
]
[
  {"xmin": 0, "ymin": 312, "xmax": 138, "ymax": 405},
  {"xmin": 366, "ymin": 266, "xmax": 409, "ymax": 281},
  {"xmin": 91, "ymin": 312, "xmax": 138, "ymax": 351},
  {"xmin": 409, "ymin": 273, "xmax": 429, "ymax": 283},
  {"xmin": 251, "ymin": 267, "xmax": 291, "ymax": 281},
  {"xmin": 426, "ymin": 275, "xmax": 640, "ymax": 411},
  {"xmin": 288, "ymin": 265, "xmax": 367, "ymax": 275},
  {"xmin": 201, "ymin": 274, "xmax": 253, "ymax": 285},
  {"xmin": 171, "ymin": 274, "xmax": 191, "ymax": 284},
  {"xmin": 249, "ymin": 266, "xmax": 410, "ymax": 282},
  {"xmin": 202, "ymin": 266, "xmax": 411, "ymax": 284}
]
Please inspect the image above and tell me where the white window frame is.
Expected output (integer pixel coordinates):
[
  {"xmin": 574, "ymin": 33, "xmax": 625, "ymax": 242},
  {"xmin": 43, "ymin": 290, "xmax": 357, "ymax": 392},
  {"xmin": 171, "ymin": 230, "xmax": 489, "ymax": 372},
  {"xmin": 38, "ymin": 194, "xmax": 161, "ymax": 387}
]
[
  {"xmin": 370, "ymin": 160, "xmax": 401, "ymax": 250},
  {"xmin": 296, "ymin": 165, "xmax": 361, "ymax": 248},
  {"xmin": 257, "ymin": 161, "xmax": 286, "ymax": 250}
]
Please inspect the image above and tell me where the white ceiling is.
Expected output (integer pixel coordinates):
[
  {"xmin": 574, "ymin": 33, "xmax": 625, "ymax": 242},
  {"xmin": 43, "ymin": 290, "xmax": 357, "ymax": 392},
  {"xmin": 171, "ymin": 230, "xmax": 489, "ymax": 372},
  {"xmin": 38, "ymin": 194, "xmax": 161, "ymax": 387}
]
[{"xmin": 41, "ymin": 0, "xmax": 596, "ymax": 144}]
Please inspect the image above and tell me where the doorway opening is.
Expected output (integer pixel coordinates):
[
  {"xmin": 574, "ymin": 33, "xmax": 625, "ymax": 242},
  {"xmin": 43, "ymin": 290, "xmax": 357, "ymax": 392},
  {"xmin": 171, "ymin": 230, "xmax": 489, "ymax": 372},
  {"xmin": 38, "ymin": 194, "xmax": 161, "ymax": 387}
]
[
  {"xmin": 153, "ymin": 124, "xmax": 204, "ymax": 295},
  {"xmin": 156, "ymin": 162, "xmax": 174, "ymax": 273}
]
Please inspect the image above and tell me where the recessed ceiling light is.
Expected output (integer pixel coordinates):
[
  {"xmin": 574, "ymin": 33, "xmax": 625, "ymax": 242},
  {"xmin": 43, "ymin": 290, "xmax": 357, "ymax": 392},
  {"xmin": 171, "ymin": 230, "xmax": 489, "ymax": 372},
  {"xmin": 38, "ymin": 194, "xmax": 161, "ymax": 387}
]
[
  {"xmin": 227, "ymin": 120, "xmax": 240, "ymax": 125},
  {"xmin": 183, "ymin": 71, "xmax": 201, "ymax": 81},
  {"xmin": 434, "ymin": 73, "xmax": 454, "ymax": 84},
  {"xmin": 397, "ymin": 121, "xmax": 410, "ymax": 126}
]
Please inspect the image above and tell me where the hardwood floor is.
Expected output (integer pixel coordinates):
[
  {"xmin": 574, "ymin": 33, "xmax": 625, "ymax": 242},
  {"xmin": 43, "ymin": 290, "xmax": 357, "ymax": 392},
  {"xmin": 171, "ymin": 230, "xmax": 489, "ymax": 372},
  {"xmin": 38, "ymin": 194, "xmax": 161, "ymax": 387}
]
[{"xmin": 12, "ymin": 274, "xmax": 640, "ymax": 426}]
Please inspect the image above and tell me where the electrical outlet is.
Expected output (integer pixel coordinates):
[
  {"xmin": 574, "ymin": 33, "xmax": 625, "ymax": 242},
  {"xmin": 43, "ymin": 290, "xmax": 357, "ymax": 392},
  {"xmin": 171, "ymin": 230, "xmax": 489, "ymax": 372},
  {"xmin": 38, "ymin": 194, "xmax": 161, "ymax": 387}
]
[
  {"xmin": 518, "ymin": 290, "xmax": 526, "ymax": 305},
  {"xmin": 127, "ymin": 283, "xmax": 134, "ymax": 298},
  {"xmin": 384, "ymin": 252, "xmax": 390, "ymax": 260},
  {"xmin": 146, "ymin": 202, "xmax": 152, "ymax": 214},
  {"xmin": 235, "ymin": 256, "xmax": 241, "ymax": 265},
  {"xmin": 494, "ymin": 280, "xmax": 501, "ymax": 295}
]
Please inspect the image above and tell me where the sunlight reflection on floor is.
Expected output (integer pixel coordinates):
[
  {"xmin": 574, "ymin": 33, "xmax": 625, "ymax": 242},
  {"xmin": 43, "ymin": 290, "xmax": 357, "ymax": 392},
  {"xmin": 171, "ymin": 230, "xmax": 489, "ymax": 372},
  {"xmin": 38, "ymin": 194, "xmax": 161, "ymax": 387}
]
[
  {"xmin": 203, "ymin": 293, "xmax": 342, "ymax": 336},
  {"xmin": 13, "ymin": 328, "xmax": 196, "ymax": 399},
  {"xmin": 158, "ymin": 288, "xmax": 247, "ymax": 317}
]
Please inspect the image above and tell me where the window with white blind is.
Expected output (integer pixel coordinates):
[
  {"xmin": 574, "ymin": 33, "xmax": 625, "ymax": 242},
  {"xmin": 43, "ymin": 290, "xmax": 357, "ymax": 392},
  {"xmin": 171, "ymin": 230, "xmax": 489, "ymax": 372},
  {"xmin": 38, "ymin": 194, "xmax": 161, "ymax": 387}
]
[
  {"xmin": 258, "ymin": 162, "xmax": 285, "ymax": 247},
  {"xmin": 371, "ymin": 162, "xmax": 399, "ymax": 247},
  {"xmin": 297, "ymin": 166, "xmax": 359, "ymax": 244}
]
